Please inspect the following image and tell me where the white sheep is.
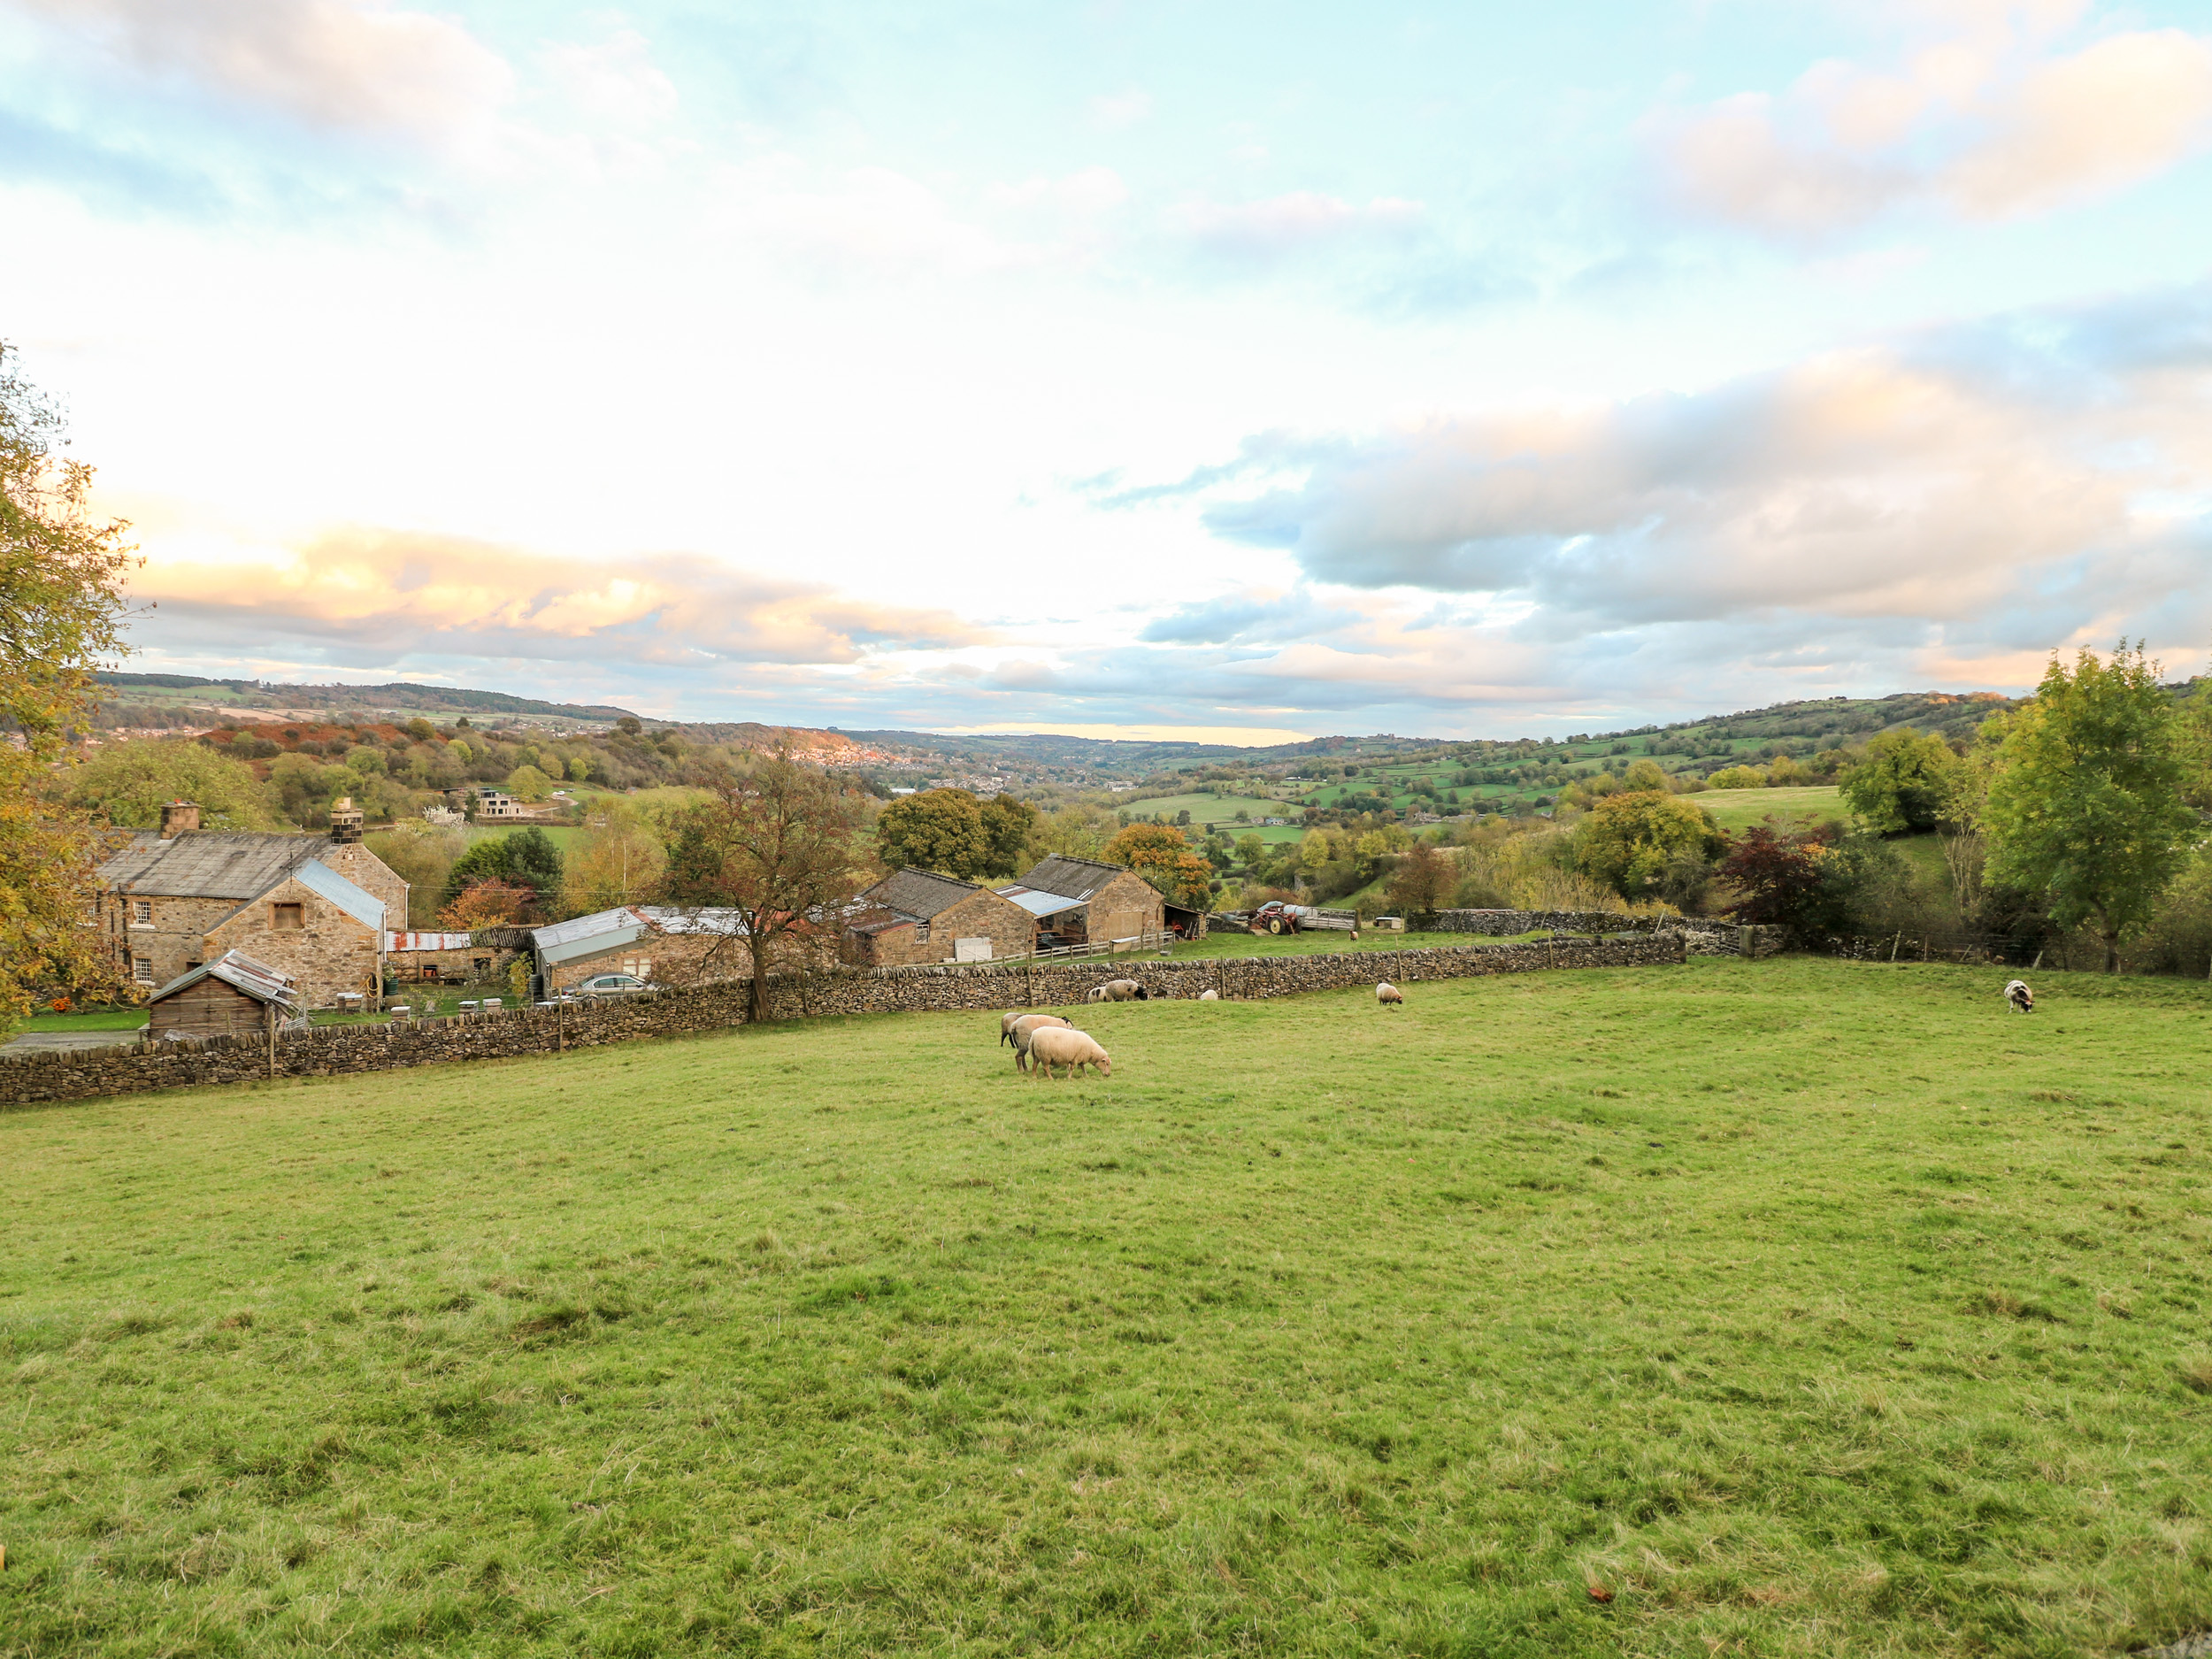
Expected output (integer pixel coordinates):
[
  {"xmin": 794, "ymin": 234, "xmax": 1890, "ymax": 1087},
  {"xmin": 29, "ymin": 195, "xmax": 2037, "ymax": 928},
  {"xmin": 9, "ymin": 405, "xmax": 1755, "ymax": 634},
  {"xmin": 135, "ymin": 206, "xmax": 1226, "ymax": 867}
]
[
  {"xmin": 1375, "ymin": 981, "xmax": 1404, "ymax": 1008},
  {"xmin": 998, "ymin": 1010, "xmax": 1028, "ymax": 1047},
  {"xmin": 1197, "ymin": 987, "xmax": 1219, "ymax": 1001},
  {"xmin": 1027, "ymin": 1025, "xmax": 1112, "ymax": 1080},
  {"xmin": 2004, "ymin": 979, "xmax": 2034, "ymax": 1014},
  {"xmin": 1088, "ymin": 979, "xmax": 1149, "ymax": 1002},
  {"xmin": 1007, "ymin": 1013, "xmax": 1075, "ymax": 1072}
]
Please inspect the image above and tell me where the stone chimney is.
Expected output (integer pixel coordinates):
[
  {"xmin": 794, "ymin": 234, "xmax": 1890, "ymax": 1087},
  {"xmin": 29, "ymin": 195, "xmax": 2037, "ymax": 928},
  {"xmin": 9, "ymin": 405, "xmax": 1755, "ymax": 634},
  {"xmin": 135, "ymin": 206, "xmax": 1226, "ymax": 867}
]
[
  {"xmin": 328, "ymin": 796, "xmax": 365, "ymax": 844},
  {"xmin": 158, "ymin": 800, "xmax": 201, "ymax": 840}
]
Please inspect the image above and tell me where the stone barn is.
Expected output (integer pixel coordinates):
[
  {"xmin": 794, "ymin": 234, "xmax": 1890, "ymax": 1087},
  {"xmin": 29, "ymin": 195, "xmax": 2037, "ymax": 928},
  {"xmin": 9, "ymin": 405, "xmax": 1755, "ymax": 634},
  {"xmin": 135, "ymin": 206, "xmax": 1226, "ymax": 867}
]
[
  {"xmin": 844, "ymin": 869, "xmax": 1038, "ymax": 966},
  {"xmin": 995, "ymin": 856, "xmax": 1165, "ymax": 952}
]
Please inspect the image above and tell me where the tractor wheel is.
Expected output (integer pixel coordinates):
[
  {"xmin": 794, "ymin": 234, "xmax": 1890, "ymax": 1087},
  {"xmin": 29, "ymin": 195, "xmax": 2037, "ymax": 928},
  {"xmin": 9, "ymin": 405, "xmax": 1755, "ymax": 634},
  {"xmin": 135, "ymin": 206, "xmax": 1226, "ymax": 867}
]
[{"xmin": 1267, "ymin": 917, "xmax": 1284, "ymax": 934}]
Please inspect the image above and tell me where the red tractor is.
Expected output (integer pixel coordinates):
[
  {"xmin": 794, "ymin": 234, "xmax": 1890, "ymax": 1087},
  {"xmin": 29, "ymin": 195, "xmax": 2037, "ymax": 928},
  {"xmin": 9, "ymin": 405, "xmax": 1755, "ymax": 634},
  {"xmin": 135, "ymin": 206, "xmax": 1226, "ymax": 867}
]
[{"xmin": 1250, "ymin": 901, "xmax": 1320, "ymax": 934}]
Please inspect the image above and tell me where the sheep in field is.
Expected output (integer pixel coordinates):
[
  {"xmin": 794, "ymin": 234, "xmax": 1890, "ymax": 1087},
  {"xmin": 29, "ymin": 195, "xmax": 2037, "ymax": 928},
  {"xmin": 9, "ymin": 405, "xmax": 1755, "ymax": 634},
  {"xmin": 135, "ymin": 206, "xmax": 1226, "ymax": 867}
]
[
  {"xmin": 1027, "ymin": 1025, "xmax": 1112, "ymax": 1079},
  {"xmin": 998, "ymin": 1010, "xmax": 1029, "ymax": 1047},
  {"xmin": 1197, "ymin": 988, "xmax": 1219, "ymax": 1001},
  {"xmin": 1087, "ymin": 979, "xmax": 1149, "ymax": 1002},
  {"xmin": 2004, "ymin": 979, "xmax": 2034, "ymax": 1014},
  {"xmin": 1375, "ymin": 981, "xmax": 1404, "ymax": 1009},
  {"xmin": 1007, "ymin": 1013, "xmax": 1076, "ymax": 1073}
]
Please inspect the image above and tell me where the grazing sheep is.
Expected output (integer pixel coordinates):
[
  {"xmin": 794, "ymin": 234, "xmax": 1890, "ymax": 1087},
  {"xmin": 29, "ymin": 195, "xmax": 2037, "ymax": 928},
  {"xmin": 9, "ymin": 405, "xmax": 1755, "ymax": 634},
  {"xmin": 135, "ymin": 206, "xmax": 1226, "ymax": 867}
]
[
  {"xmin": 1197, "ymin": 987, "xmax": 1219, "ymax": 1001},
  {"xmin": 1007, "ymin": 1013, "xmax": 1075, "ymax": 1072},
  {"xmin": 1375, "ymin": 981, "xmax": 1404, "ymax": 1008},
  {"xmin": 998, "ymin": 1010, "xmax": 1028, "ymax": 1047},
  {"xmin": 1027, "ymin": 1025, "xmax": 1112, "ymax": 1079},
  {"xmin": 1089, "ymin": 979, "xmax": 1149, "ymax": 1002},
  {"xmin": 2004, "ymin": 979, "xmax": 2034, "ymax": 1014}
]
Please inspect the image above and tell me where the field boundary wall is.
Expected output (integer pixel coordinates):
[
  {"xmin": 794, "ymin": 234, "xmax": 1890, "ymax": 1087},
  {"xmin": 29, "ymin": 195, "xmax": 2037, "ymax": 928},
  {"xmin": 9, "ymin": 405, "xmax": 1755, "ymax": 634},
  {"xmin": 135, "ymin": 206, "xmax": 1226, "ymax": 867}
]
[{"xmin": 2, "ymin": 933, "xmax": 1686, "ymax": 1110}]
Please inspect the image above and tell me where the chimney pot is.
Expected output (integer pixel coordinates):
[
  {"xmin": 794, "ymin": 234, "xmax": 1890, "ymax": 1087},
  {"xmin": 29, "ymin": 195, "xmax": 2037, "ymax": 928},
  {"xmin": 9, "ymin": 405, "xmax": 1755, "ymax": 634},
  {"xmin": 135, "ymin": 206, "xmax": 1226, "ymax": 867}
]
[
  {"xmin": 329, "ymin": 796, "xmax": 365, "ymax": 844},
  {"xmin": 158, "ymin": 800, "xmax": 201, "ymax": 840}
]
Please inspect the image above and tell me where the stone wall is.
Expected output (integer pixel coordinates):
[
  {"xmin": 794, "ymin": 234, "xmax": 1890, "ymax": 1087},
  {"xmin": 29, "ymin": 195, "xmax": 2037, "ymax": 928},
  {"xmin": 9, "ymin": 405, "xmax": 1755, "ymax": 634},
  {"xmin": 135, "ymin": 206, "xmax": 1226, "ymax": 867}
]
[
  {"xmin": 204, "ymin": 870, "xmax": 382, "ymax": 1008},
  {"xmin": 2, "ymin": 933, "xmax": 1686, "ymax": 1110},
  {"xmin": 1428, "ymin": 908, "xmax": 1678, "ymax": 936}
]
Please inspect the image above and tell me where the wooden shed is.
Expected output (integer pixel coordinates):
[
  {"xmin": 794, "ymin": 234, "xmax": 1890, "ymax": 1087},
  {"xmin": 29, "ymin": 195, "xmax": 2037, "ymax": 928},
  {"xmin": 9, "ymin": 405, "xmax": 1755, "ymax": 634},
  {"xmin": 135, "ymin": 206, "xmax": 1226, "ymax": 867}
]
[{"xmin": 146, "ymin": 950, "xmax": 302, "ymax": 1041}]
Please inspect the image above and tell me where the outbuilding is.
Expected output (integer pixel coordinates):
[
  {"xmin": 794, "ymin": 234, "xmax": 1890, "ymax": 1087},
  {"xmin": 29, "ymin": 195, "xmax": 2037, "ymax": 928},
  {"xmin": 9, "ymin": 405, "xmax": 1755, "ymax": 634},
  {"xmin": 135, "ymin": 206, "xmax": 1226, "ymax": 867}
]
[
  {"xmin": 996, "ymin": 855, "xmax": 1167, "ymax": 952},
  {"xmin": 844, "ymin": 869, "xmax": 1037, "ymax": 966},
  {"xmin": 145, "ymin": 949, "xmax": 302, "ymax": 1041}
]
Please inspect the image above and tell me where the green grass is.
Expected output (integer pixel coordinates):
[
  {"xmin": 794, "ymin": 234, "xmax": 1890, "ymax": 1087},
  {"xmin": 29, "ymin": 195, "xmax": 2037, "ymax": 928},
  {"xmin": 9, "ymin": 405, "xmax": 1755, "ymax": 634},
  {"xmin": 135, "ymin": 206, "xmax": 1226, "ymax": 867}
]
[
  {"xmin": 1119, "ymin": 793, "xmax": 1301, "ymax": 829},
  {"xmin": 6, "ymin": 959, "xmax": 2212, "ymax": 1656},
  {"xmin": 17, "ymin": 1008, "xmax": 149, "ymax": 1033},
  {"xmin": 464, "ymin": 824, "xmax": 587, "ymax": 850},
  {"xmin": 1691, "ymin": 785, "xmax": 1853, "ymax": 834}
]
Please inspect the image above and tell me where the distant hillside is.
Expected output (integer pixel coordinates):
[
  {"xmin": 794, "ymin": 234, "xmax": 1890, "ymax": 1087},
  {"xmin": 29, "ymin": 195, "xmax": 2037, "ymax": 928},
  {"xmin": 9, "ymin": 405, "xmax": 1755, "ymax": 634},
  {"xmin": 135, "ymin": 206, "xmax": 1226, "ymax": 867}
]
[
  {"xmin": 835, "ymin": 729, "xmax": 1422, "ymax": 773},
  {"xmin": 95, "ymin": 673, "xmax": 636, "ymax": 724}
]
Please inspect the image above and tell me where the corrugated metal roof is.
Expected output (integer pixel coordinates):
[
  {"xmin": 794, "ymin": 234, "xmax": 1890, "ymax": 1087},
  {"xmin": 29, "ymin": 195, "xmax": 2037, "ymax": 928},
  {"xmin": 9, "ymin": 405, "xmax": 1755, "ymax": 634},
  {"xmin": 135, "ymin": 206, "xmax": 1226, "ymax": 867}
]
[
  {"xmin": 1012, "ymin": 856, "xmax": 1132, "ymax": 902},
  {"xmin": 994, "ymin": 886, "xmax": 1079, "ymax": 918},
  {"xmin": 862, "ymin": 868, "xmax": 989, "ymax": 922},
  {"xmin": 292, "ymin": 858, "xmax": 385, "ymax": 932},
  {"xmin": 148, "ymin": 949, "xmax": 299, "ymax": 1010},
  {"xmin": 531, "ymin": 907, "xmax": 639, "ymax": 949},
  {"xmin": 98, "ymin": 831, "xmax": 329, "ymax": 900},
  {"xmin": 633, "ymin": 906, "xmax": 748, "ymax": 936},
  {"xmin": 531, "ymin": 904, "xmax": 749, "ymax": 966}
]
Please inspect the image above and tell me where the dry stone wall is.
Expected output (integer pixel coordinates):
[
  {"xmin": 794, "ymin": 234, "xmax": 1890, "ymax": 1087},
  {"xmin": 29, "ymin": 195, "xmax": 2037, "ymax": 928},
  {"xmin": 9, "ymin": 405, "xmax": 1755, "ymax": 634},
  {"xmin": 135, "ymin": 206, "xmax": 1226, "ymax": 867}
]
[
  {"xmin": 3, "ymin": 933, "xmax": 1686, "ymax": 1110},
  {"xmin": 1428, "ymin": 908, "xmax": 1678, "ymax": 935}
]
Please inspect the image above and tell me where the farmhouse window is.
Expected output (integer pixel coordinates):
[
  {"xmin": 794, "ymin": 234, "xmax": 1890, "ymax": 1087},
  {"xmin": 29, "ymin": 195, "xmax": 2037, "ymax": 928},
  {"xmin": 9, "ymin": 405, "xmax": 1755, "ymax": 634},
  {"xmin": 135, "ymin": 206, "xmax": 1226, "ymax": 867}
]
[
  {"xmin": 133, "ymin": 899, "xmax": 152, "ymax": 925},
  {"xmin": 133, "ymin": 956, "xmax": 153, "ymax": 984},
  {"xmin": 915, "ymin": 923, "xmax": 931, "ymax": 942},
  {"xmin": 271, "ymin": 902, "xmax": 303, "ymax": 931}
]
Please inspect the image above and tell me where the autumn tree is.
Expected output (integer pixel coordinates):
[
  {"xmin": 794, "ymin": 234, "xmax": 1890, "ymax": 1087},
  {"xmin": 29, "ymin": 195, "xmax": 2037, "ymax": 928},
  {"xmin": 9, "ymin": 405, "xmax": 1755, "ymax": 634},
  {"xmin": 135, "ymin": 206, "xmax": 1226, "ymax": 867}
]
[
  {"xmin": 1102, "ymin": 822, "xmax": 1212, "ymax": 909},
  {"xmin": 874, "ymin": 787, "xmax": 991, "ymax": 878},
  {"xmin": 1984, "ymin": 644, "xmax": 2197, "ymax": 972},
  {"xmin": 0, "ymin": 345, "xmax": 137, "ymax": 1022},
  {"xmin": 979, "ymin": 793, "xmax": 1037, "ymax": 878},
  {"xmin": 438, "ymin": 879, "xmax": 534, "ymax": 931},
  {"xmin": 1385, "ymin": 841, "xmax": 1454, "ymax": 914},
  {"xmin": 1715, "ymin": 823, "xmax": 1841, "ymax": 932},
  {"xmin": 561, "ymin": 797, "xmax": 667, "ymax": 916},
  {"xmin": 442, "ymin": 827, "xmax": 565, "ymax": 919},
  {"xmin": 663, "ymin": 754, "xmax": 871, "ymax": 1020}
]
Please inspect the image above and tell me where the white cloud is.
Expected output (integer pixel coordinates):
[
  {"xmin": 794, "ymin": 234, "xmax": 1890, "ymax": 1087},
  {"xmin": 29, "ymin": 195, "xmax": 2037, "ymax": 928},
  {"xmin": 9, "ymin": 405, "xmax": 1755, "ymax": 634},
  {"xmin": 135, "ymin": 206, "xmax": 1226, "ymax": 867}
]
[
  {"xmin": 1088, "ymin": 88, "xmax": 1152, "ymax": 130},
  {"xmin": 1657, "ymin": 7, "xmax": 2212, "ymax": 235},
  {"xmin": 10, "ymin": 0, "xmax": 513, "ymax": 141},
  {"xmin": 1171, "ymin": 191, "xmax": 1425, "ymax": 257},
  {"xmin": 539, "ymin": 28, "xmax": 677, "ymax": 129}
]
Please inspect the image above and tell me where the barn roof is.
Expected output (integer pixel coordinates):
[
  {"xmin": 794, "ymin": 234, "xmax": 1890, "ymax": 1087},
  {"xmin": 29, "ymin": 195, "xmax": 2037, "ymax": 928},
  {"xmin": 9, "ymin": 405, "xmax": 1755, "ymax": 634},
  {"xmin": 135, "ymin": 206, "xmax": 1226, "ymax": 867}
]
[
  {"xmin": 99, "ymin": 831, "xmax": 329, "ymax": 900},
  {"xmin": 147, "ymin": 949, "xmax": 300, "ymax": 1010},
  {"xmin": 530, "ymin": 904, "xmax": 748, "ymax": 966},
  {"xmin": 1009, "ymin": 855, "xmax": 1134, "ymax": 903},
  {"xmin": 862, "ymin": 868, "xmax": 995, "ymax": 922}
]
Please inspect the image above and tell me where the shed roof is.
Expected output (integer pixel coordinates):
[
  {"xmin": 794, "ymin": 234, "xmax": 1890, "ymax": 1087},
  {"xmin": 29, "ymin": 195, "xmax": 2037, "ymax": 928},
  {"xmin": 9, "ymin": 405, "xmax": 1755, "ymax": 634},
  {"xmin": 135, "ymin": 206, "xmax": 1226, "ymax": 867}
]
[
  {"xmin": 148, "ymin": 949, "xmax": 300, "ymax": 1010},
  {"xmin": 530, "ymin": 904, "xmax": 747, "ymax": 967},
  {"xmin": 98, "ymin": 831, "xmax": 330, "ymax": 900},
  {"xmin": 860, "ymin": 867, "xmax": 995, "ymax": 923},
  {"xmin": 994, "ymin": 886, "xmax": 1082, "ymax": 918},
  {"xmin": 1010, "ymin": 855, "xmax": 1136, "ymax": 903}
]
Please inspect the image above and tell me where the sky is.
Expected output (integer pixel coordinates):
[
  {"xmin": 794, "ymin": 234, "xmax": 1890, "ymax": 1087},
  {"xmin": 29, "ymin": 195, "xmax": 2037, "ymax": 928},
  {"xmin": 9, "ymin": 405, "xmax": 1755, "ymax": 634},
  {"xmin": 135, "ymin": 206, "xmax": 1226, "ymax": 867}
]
[{"xmin": 7, "ymin": 0, "xmax": 2212, "ymax": 741}]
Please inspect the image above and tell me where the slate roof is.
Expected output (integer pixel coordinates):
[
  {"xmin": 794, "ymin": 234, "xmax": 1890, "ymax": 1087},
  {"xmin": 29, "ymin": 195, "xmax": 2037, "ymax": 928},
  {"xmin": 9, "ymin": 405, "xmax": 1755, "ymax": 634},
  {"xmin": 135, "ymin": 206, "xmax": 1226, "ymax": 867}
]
[
  {"xmin": 1010, "ymin": 856, "xmax": 1135, "ymax": 903},
  {"xmin": 99, "ymin": 832, "xmax": 328, "ymax": 900},
  {"xmin": 862, "ymin": 868, "xmax": 995, "ymax": 923},
  {"xmin": 147, "ymin": 949, "xmax": 300, "ymax": 1010}
]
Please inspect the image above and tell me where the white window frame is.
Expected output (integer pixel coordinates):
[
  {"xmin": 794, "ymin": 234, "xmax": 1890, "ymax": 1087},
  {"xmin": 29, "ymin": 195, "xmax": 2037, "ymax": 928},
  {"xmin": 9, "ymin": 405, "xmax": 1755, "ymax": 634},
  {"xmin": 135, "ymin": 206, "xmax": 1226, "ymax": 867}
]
[
  {"xmin": 132, "ymin": 899, "xmax": 152, "ymax": 926},
  {"xmin": 133, "ymin": 956, "xmax": 154, "ymax": 985}
]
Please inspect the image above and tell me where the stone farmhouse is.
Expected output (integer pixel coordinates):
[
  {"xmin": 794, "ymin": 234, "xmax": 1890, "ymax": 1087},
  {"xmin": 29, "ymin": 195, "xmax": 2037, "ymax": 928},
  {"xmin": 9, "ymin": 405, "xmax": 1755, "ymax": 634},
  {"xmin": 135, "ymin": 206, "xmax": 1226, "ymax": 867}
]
[
  {"xmin": 995, "ymin": 856, "xmax": 1169, "ymax": 950},
  {"xmin": 95, "ymin": 799, "xmax": 405, "ymax": 1009},
  {"xmin": 843, "ymin": 869, "xmax": 1037, "ymax": 967}
]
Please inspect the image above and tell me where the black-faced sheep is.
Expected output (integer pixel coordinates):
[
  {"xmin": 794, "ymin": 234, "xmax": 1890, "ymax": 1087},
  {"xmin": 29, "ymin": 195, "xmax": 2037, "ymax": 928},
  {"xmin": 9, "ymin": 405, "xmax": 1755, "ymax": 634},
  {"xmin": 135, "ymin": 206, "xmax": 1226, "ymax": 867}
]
[{"xmin": 1027, "ymin": 1025, "xmax": 1112, "ymax": 1079}]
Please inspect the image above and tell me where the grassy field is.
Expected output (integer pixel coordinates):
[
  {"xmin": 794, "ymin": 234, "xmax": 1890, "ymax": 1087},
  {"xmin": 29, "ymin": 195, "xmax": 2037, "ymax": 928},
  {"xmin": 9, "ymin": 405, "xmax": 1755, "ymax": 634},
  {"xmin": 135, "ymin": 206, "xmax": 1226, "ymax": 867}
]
[
  {"xmin": 5, "ymin": 958, "xmax": 2211, "ymax": 1657},
  {"xmin": 17, "ymin": 1009, "xmax": 149, "ymax": 1033},
  {"xmin": 1120, "ymin": 793, "xmax": 1301, "ymax": 826},
  {"xmin": 1688, "ymin": 786, "xmax": 1852, "ymax": 834}
]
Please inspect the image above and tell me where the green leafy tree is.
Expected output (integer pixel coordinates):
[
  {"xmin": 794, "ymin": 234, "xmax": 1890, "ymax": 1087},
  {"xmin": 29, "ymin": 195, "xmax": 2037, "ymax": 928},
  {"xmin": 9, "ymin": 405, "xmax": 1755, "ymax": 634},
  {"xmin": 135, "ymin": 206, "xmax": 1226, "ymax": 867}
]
[
  {"xmin": 506, "ymin": 764, "xmax": 554, "ymax": 801},
  {"xmin": 1234, "ymin": 833, "xmax": 1266, "ymax": 869},
  {"xmin": 364, "ymin": 824, "xmax": 466, "ymax": 928},
  {"xmin": 1575, "ymin": 791, "xmax": 1726, "ymax": 902},
  {"xmin": 978, "ymin": 794, "xmax": 1037, "ymax": 879},
  {"xmin": 65, "ymin": 740, "xmax": 278, "ymax": 829},
  {"xmin": 442, "ymin": 827, "xmax": 565, "ymax": 919},
  {"xmin": 1984, "ymin": 645, "xmax": 2198, "ymax": 972},
  {"xmin": 1, "ymin": 346, "xmax": 137, "ymax": 1019},
  {"xmin": 1621, "ymin": 757, "xmax": 1671, "ymax": 793},
  {"xmin": 1839, "ymin": 728, "xmax": 1958, "ymax": 834},
  {"xmin": 1102, "ymin": 823, "xmax": 1212, "ymax": 909},
  {"xmin": 875, "ymin": 787, "xmax": 991, "ymax": 878}
]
